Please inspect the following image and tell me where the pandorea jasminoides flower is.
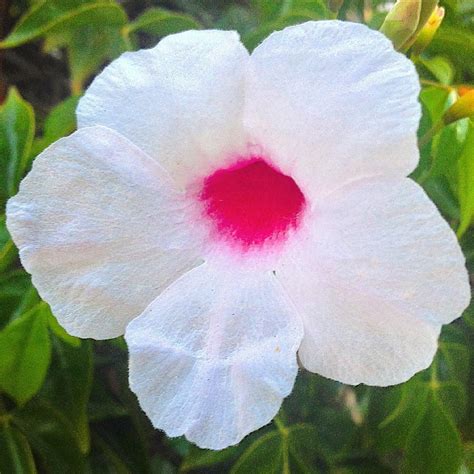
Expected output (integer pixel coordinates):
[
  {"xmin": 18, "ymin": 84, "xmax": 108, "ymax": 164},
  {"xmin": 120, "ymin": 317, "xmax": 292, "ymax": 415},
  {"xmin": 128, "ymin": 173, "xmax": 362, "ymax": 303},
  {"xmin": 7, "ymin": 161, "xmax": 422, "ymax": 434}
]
[{"xmin": 6, "ymin": 21, "xmax": 470, "ymax": 449}]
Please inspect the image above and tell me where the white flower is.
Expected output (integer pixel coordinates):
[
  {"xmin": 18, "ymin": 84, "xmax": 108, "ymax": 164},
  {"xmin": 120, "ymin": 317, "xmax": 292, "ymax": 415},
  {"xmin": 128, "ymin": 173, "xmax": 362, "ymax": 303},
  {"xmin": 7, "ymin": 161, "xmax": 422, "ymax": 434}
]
[{"xmin": 6, "ymin": 21, "xmax": 470, "ymax": 450}]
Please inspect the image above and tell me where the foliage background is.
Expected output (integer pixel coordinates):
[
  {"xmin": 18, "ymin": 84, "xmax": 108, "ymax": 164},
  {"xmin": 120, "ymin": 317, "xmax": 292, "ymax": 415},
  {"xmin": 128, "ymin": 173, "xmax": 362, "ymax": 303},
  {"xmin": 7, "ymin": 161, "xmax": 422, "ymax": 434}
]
[{"xmin": 0, "ymin": 0, "xmax": 473, "ymax": 472}]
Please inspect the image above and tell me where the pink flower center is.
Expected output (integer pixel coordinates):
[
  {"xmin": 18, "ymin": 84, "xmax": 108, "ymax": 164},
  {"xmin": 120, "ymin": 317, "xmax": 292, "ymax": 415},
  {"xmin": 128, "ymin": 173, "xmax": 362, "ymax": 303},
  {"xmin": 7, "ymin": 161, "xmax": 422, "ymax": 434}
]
[{"xmin": 199, "ymin": 157, "xmax": 306, "ymax": 250}]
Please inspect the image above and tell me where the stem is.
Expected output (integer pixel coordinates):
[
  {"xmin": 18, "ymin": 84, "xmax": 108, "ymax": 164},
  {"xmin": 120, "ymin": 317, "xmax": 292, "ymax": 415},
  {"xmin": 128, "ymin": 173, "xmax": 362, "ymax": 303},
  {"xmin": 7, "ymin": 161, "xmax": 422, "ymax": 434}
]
[
  {"xmin": 273, "ymin": 414, "xmax": 288, "ymax": 436},
  {"xmin": 418, "ymin": 120, "xmax": 444, "ymax": 150},
  {"xmin": 420, "ymin": 79, "xmax": 453, "ymax": 92}
]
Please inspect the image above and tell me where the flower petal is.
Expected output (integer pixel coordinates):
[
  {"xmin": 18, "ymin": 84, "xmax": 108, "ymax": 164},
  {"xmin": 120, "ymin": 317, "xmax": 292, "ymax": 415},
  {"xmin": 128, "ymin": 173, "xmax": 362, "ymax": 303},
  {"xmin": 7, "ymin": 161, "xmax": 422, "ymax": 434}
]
[
  {"xmin": 7, "ymin": 126, "xmax": 201, "ymax": 339},
  {"xmin": 245, "ymin": 21, "xmax": 421, "ymax": 197},
  {"xmin": 277, "ymin": 178, "xmax": 470, "ymax": 386},
  {"xmin": 77, "ymin": 30, "xmax": 249, "ymax": 187},
  {"xmin": 125, "ymin": 263, "xmax": 303, "ymax": 449}
]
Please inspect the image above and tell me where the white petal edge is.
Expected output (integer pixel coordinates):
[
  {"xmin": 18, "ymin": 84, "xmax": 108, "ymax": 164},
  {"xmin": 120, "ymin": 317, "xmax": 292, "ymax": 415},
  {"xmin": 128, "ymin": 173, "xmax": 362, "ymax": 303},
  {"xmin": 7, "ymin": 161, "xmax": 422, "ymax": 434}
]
[
  {"xmin": 125, "ymin": 262, "xmax": 303, "ymax": 449},
  {"xmin": 276, "ymin": 177, "xmax": 470, "ymax": 386},
  {"xmin": 7, "ymin": 126, "xmax": 202, "ymax": 339},
  {"xmin": 77, "ymin": 30, "xmax": 249, "ymax": 188},
  {"xmin": 245, "ymin": 21, "xmax": 421, "ymax": 198}
]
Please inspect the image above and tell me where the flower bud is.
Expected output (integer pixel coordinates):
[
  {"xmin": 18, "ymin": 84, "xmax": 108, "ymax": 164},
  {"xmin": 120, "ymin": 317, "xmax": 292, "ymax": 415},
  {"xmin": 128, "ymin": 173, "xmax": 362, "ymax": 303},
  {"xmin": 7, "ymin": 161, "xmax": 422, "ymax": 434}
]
[
  {"xmin": 380, "ymin": 0, "xmax": 421, "ymax": 50},
  {"xmin": 458, "ymin": 85, "xmax": 474, "ymax": 97},
  {"xmin": 410, "ymin": 6, "xmax": 444, "ymax": 55},
  {"xmin": 443, "ymin": 90, "xmax": 474, "ymax": 125}
]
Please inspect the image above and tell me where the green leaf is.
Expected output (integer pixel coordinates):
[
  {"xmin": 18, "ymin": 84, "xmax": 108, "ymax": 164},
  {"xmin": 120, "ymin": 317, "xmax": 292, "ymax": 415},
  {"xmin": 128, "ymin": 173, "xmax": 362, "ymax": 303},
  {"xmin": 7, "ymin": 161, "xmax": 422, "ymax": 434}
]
[
  {"xmin": 371, "ymin": 325, "xmax": 469, "ymax": 455},
  {"xmin": 463, "ymin": 301, "xmax": 474, "ymax": 329},
  {"xmin": 0, "ymin": 0, "xmax": 127, "ymax": 49},
  {"xmin": 40, "ymin": 334, "xmax": 93, "ymax": 453},
  {"xmin": 418, "ymin": 56, "xmax": 455, "ymax": 85},
  {"xmin": 0, "ymin": 423, "xmax": 36, "ymax": 473},
  {"xmin": 0, "ymin": 269, "xmax": 32, "ymax": 328},
  {"xmin": 429, "ymin": 118, "xmax": 467, "ymax": 180},
  {"xmin": 12, "ymin": 400, "xmax": 86, "ymax": 472},
  {"xmin": 371, "ymin": 380, "xmax": 429, "ymax": 452},
  {"xmin": 429, "ymin": 25, "xmax": 474, "ymax": 75},
  {"xmin": 231, "ymin": 431, "xmax": 285, "ymax": 473},
  {"xmin": 0, "ymin": 1, "xmax": 129, "ymax": 91},
  {"xmin": 215, "ymin": 5, "xmax": 260, "ymax": 34},
  {"xmin": 0, "ymin": 215, "xmax": 17, "ymax": 274},
  {"xmin": 32, "ymin": 95, "xmax": 79, "ymax": 155},
  {"xmin": 242, "ymin": 10, "xmax": 325, "ymax": 51},
  {"xmin": 91, "ymin": 417, "xmax": 152, "ymax": 474},
  {"xmin": 0, "ymin": 303, "xmax": 51, "ymax": 404},
  {"xmin": 0, "ymin": 88, "xmax": 35, "ymax": 208},
  {"xmin": 88, "ymin": 432, "xmax": 133, "ymax": 473},
  {"xmin": 181, "ymin": 444, "xmax": 242, "ymax": 472},
  {"xmin": 456, "ymin": 119, "xmax": 474, "ymax": 237},
  {"xmin": 47, "ymin": 311, "xmax": 81, "ymax": 347},
  {"xmin": 251, "ymin": 0, "xmax": 329, "ymax": 20},
  {"xmin": 45, "ymin": 24, "xmax": 130, "ymax": 92},
  {"xmin": 126, "ymin": 7, "xmax": 201, "ymax": 36},
  {"xmin": 420, "ymin": 86, "xmax": 451, "ymax": 124},
  {"xmin": 422, "ymin": 176, "xmax": 460, "ymax": 220},
  {"xmin": 403, "ymin": 392, "xmax": 463, "ymax": 474},
  {"xmin": 231, "ymin": 424, "xmax": 320, "ymax": 473}
]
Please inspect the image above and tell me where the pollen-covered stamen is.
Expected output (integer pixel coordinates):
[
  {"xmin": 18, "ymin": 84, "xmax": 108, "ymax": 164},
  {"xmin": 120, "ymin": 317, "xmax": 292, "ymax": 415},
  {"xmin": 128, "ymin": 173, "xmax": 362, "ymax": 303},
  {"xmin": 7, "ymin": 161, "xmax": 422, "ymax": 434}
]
[{"xmin": 199, "ymin": 157, "xmax": 306, "ymax": 249}]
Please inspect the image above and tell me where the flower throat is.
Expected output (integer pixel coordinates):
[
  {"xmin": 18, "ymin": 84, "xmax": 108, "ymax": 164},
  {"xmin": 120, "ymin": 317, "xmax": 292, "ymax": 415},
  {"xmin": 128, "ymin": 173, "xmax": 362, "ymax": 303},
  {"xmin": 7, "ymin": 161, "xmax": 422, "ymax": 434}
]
[{"xmin": 199, "ymin": 157, "xmax": 306, "ymax": 250}]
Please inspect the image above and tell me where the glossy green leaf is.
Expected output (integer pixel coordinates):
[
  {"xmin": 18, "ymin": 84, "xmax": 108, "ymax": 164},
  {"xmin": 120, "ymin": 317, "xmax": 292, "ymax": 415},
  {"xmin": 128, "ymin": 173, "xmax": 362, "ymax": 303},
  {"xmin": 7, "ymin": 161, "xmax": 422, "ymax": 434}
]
[
  {"xmin": 12, "ymin": 400, "xmax": 86, "ymax": 472},
  {"xmin": 231, "ymin": 431, "xmax": 286, "ymax": 473},
  {"xmin": 0, "ymin": 269, "xmax": 32, "ymax": 328},
  {"xmin": 0, "ymin": 0, "xmax": 127, "ymax": 48},
  {"xmin": 40, "ymin": 335, "xmax": 93, "ymax": 453},
  {"xmin": 371, "ymin": 380, "xmax": 429, "ymax": 452},
  {"xmin": 0, "ymin": 303, "xmax": 51, "ymax": 404},
  {"xmin": 403, "ymin": 392, "xmax": 463, "ymax": 474},
  {"xmin": 371, "ymin": 325, "xmax": 469, "ymax": 457},
  {"xmin": 127, "ymin": 7, "xmax": 201, "ymax": 36},
  {"xmin": 0, "ymin": 423, "xmax": 36, "ymax": 473},
  {"xmin": 231, "ymin": 423, "xmax": 320, "ymax": 473},
  {"xmin": 0, "ymin": 88, "xmax": 35, "ymax": 208}
]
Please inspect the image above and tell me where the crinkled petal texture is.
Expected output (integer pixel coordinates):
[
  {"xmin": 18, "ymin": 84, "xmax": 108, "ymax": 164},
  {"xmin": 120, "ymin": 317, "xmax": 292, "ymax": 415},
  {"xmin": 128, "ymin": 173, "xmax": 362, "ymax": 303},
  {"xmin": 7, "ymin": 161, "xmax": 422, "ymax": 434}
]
[
  {"xmin": 7, "ymin": 126, "xmax": 201, "ymax": 339},
  {"xmin": 245, "ymin": 21, "xmax": 421, "ymax": 197},
  {"xmin": 277, "ymin": 178, "xmax": 470, "ymax": 386},
  {"xmin": 77, "ymin": 30, "xmax": 249, "ymax": 186},
  {"xmin": 125, "ymin": 263, "xmax": 303, "ymax": 450}
]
